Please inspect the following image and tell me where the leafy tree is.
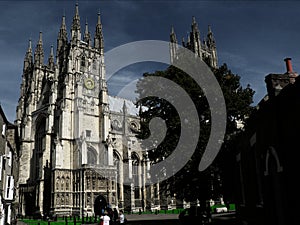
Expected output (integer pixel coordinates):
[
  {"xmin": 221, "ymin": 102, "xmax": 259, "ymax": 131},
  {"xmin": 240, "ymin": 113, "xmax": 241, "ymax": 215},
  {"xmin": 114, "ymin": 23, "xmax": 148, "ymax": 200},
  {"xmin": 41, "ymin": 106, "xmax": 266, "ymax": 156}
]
[{"xmin": 136, "ymin": 63, "xmax": 255, "ymax": 209}]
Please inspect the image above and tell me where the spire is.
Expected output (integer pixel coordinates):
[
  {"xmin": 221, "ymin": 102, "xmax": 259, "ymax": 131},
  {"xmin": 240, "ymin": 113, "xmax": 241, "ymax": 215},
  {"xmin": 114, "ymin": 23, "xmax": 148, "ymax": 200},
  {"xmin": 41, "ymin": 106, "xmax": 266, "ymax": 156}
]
[
  {"xmin": 122, "ymin": 100, "xmax": 129, "ymax": 134},
  {"xmin": 23, "ymin": 39, "xmax": 33, "ymax": 71},
  {"xmin": 94, "ymin": 12, "xmax": 104, "ymax": 52},
  {"xmin": 34, "ymin": 32, "xmax": 44, "ymax": 66},
  {"xmin": 71, "ymin": 3, "xmax": 81, "ymax": 43},
  {"xmin": 208, "ymin": 25, "xmax": 212, "ymax": 34},
  {"xmin": 28, "ymin": 39, "xmax": 32, "ymax": 52},
  {"xmin": 57, "ymin": 15, "xmax": 68, "ymax": 54},
  {"xmin": 191, "ymin": 16, "xmax": 198, "ymax": 32},
  {"xmin": 206, "ymin": 25, "xmax": 216, "ymax": 48},
  {"xmin": 192, "ymin": 16, "xmax": 196, "ymax": 24},
  {"xmin": 58, "ymin": 15, "xmax": 67, "ymax": 40},
  {"xmin": 190, "ymin": 16, "xmax": 201, "ymax": 58},
  {"xmin": 72, "ymin": 3, "xmax": 80, "ymax": 30},
  {"xmin": 182, "ymin": 37, "xmax": 185, "ymax": 47},
  {"xmin": 48, "ymin": 45, "xmax": 55, "ymax": 70},
  {"xmin": 84, "ymin": 19, "xmax": 91, "ymax": 46},
  {"xmin": 206, "ymin": 25, "xmax": 218, "ymax": 68},
  {"xmin": 123, "ymin": 100, "xmax": 127, "ymax": 115},
  {"xmin": 170, "ymin": 26, "xmax": 177, "ymax": 43},
  {"xmin": 169, "ymin": 26, "xmax": 178, "ymax": 64},
  {"xmin": 187, "ymin": 33, "xmax": 191, "ymax": 47},
  {"xmin": 50, "ymin": 45, "xmax": 54, "ymax": 57}
]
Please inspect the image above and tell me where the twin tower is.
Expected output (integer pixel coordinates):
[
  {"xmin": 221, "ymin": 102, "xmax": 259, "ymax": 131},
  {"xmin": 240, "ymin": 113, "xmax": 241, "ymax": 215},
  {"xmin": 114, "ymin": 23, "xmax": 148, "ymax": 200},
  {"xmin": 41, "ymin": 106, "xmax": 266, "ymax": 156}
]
[{"xmin": 15, "ymin": 3, "xmax": 218, "ymax": 217}]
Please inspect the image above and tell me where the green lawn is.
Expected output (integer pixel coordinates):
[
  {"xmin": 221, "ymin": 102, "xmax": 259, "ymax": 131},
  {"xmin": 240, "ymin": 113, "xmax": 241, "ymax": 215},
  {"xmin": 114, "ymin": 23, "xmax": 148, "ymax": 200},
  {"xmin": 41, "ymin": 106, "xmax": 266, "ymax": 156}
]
[
  {"xmin": 20, "ymin": 204, "xmax": 236, "ymax": 224},
  {"xmin": 20, "ymin": 217, "xmax": 99, "ymax": 225}
]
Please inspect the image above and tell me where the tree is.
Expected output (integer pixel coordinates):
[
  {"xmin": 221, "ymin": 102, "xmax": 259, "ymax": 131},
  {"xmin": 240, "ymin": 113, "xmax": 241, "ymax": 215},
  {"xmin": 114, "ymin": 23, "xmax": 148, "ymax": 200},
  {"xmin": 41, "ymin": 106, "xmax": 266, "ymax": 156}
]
[{"xmin": 136, "ymin": 62, "xmax": 255, "ymax": 208}]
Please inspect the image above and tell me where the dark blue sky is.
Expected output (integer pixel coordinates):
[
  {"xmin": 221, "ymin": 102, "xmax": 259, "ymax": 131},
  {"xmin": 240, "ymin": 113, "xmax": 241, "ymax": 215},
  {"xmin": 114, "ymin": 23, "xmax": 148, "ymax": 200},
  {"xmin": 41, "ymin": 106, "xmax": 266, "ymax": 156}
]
[{"xmin": 1, "ymin": 0, "xmax": 300, "ymax": 122}]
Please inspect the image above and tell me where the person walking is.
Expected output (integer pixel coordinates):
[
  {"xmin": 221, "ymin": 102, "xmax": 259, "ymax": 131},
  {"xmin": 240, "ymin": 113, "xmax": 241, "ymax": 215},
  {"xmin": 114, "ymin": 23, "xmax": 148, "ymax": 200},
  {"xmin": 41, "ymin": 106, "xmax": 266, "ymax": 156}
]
[
  {"xmin": 119, "ymin": 210, "xmax": 126, "ymax": 224},
  {"xmin": 113, "ymin": 208, "xmax": 119, "ymax": 224},
  {"xmin": 100, "ymin": 211, "xmax": 111, "ymax": 225}
]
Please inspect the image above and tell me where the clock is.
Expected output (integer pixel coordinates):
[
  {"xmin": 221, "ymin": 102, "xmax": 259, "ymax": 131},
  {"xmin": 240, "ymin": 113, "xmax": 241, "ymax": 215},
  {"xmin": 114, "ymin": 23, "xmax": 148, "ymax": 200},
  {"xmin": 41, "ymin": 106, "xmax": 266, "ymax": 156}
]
[{"xmin": 84, "ymin": 78, "xmax": 95, "ymax": 90}]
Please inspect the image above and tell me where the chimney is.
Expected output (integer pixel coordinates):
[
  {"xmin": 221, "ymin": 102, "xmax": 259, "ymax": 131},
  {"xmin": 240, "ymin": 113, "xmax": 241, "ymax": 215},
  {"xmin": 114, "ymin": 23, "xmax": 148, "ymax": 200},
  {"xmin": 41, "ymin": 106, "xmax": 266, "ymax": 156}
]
[
  {"xmin": 265, "ymin": 58, "xmax": 297, "ymax": 98},
  {"xmin": 284, "ymin": 57, "xmax": 293, "ymax": 73}
]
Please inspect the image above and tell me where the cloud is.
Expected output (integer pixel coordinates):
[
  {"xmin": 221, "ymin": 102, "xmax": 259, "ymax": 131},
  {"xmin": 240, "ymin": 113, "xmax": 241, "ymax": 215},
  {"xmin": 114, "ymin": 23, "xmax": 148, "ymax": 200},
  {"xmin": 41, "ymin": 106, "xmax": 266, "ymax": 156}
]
[{"xmin": 2, "ymin": 0, "xmax": 300, "ymax": 120}]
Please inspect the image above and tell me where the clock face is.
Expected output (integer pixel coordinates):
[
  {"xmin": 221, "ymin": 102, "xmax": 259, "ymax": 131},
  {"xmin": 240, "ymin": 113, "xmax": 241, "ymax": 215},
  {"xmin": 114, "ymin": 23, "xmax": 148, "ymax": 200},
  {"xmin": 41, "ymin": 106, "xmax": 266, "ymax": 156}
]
[{"xmin": 84, "ymin": 78, "xmax": 95, "ymax": 90}]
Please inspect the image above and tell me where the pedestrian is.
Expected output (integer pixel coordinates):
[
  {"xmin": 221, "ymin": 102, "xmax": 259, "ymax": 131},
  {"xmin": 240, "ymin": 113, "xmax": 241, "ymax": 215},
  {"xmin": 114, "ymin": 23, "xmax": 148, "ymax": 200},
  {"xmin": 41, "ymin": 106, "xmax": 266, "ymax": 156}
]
[
  {"xmin": 119, "ymin": 210, "xmax": 126, "ymax": 224},
  {"xmin": 107, "ymin": 207, "xmax": 114, "ymax": 220},
  {"xmin": 100, "ymin": 211, "xmax": 111, "ymax": 225},
  {"xmin": 113, "ymin": 208, "xmax": 119, "ymax": 224}
]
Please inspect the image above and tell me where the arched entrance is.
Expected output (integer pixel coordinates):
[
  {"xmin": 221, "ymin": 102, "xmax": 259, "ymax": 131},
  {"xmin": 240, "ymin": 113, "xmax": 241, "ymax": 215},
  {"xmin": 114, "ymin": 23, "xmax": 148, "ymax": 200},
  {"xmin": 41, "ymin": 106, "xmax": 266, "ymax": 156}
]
[{"xmin": 94, "ymin": 195, "xmax": 107, "ymax": 216}]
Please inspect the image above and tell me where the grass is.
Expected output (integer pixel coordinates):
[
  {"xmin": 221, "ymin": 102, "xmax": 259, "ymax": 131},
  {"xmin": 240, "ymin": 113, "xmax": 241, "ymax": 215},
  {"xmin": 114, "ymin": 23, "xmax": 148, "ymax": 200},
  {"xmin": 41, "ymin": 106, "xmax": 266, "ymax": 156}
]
[
  {"xmin": 20, "ymin": 204, "xmax": 236, "ymax": 224},
  {"xmin": 210, "ymin": 203, "xmax": 236, "ymax": 212},
  {"xmin": 20, "ymin": 217, "xmax": 100, "ymax": 225}
]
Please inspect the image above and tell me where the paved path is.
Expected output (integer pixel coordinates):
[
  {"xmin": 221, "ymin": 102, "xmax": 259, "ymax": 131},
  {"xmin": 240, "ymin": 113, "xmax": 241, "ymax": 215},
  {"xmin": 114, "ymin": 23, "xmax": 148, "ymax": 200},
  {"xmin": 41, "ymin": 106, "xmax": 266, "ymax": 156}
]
[
  {"xmin": 16, "ymin": 221, "xmax": 27, "ymax": 225},
  {"xmin": 126, "ymin": 213, "xmax": 178, "ymax": 221}
]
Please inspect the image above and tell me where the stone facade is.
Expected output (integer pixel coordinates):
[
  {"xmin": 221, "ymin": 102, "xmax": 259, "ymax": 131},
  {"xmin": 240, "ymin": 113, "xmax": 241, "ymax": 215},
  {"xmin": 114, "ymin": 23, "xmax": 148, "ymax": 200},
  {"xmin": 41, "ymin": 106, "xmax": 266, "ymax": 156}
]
[{"xmin": 15, "ymin": 4, "xmax": 159, "ymax": 217}]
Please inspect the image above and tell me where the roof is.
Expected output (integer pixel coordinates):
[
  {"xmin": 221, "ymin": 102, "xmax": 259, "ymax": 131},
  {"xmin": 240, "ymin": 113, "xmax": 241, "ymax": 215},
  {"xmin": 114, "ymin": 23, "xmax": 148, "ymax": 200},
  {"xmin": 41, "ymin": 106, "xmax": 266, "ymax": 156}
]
[
  {"xmin": 108, "ymin": 96, "xmax": 139, "ymax": 116},
  {"xmin": 0, "ymin": 104, "xmax": 14, "ymax": 126}
]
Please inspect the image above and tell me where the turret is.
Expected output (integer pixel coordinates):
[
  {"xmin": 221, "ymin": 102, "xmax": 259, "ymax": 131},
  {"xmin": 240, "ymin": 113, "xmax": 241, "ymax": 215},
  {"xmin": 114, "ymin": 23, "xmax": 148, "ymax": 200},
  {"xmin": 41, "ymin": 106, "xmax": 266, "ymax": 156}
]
[
  {"xmin": 206, "ymin": 25, "xmax": 216, "ymax": 48},
  {"xmin": 34, "ymin": 32, "xmax": 44, "ymax": 67},
  {"xmin": 48, "ymin": 45, "xmax": 55, "ymax": 71},
  {"xmin": 94, "ymin": 12, "xmax": 104, "ymax": 54},
  {"xmin": 23, "ymin": 39, "xmax": 33, "ymax": 72},
  {"xmin": 186, "ymin": 33, "xmax": 191, "ymax": 49},
  {"xmin": 123, "ymin": 101, "xmax": 128, "ymax": 135},
  {"xmin": 170, "ymin": 26, "xmax": 177, "ymax": 44},
  {"xmin": 71, "ymin": 3, "xmax": 81, "ymax": 45},
  {"xmin": 169, "ymin": 26, "xmax": 178, "ymax": 64},
  {"xmin": 19, "ymin": 39, "xmax": 33, "ymax": 107},
  {"xmin": 206, "ymin": 25, "xmax": 218, "ymax": 68},
  {"xmin": 182, "ymin": 37, "xmax": 185, "ymax": 47},
  {"xmin": 190, "ymin": 16, "xmax": 202, "ymax": 59},
  {"xmin": 57, "ymin": 15, "xmax": 68, "ymax": 56},
  {"xmin": 84, "ymin": 20, "xmax": 91, "ymax": 46}
]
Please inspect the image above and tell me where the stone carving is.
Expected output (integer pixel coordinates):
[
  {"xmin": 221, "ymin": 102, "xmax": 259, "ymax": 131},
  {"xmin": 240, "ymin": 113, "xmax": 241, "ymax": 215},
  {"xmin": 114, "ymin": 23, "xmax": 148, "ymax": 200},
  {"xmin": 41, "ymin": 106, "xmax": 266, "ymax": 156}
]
[{"xmin": 111, "ymin": 119, "xmax": 122, "ymax": 131}]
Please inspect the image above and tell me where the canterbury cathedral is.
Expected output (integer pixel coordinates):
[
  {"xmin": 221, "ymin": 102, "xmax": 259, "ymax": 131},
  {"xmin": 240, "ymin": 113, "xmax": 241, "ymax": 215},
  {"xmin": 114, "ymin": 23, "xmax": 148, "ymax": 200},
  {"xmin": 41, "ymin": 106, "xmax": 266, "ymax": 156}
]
[{"xmin": 15, "ymin": 4, "xmax": 218, "ymax": 217}]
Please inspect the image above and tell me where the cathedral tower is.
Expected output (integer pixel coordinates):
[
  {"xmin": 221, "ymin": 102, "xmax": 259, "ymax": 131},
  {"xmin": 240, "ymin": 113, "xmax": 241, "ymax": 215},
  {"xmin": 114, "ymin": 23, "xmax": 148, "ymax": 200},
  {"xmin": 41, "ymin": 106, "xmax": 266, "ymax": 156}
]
[{"xmin": 170, "ymin": 17, "xmax": 218, "ymax": 68}]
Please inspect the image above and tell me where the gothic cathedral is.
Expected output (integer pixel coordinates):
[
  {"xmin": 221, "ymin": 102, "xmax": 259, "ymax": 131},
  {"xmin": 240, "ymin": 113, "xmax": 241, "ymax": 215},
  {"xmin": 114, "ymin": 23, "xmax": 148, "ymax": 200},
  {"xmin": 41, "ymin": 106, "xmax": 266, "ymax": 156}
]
[{"xmin": 15, "ymin": 4, "xmax": 218, "ymax": 217}]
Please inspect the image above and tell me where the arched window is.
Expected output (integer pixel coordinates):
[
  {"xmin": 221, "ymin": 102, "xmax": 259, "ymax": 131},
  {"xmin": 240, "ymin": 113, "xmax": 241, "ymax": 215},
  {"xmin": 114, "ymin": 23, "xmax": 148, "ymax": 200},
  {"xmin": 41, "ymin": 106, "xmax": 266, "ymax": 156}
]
[
  {"xmin": 87, "ymin": 147, "xmax": 97, "ymax": 165},
  {"xmin": 132, "ymin": 153, "xmax": 140, "ymax": 199},
  {"xmin": 81, "ymin": 56, "xmax": 86, "ymax": 67},
  {"xmin": 34, "ymin": 116, "xmax": 46, "ymax": 180},
  {"xmin": 113, "ymin": 151, "xmax": 121, "ymax": 200},
  {"xmin": 56, "ymin": 177, "xmax": 60, "ymax": 190},
  {"xmin": 56, "ymin": 194, "xmax": 60, "ymax": 205},
  {"xmin": 92, "ymin": 59, "xmax": 97, "ymax": 70},
  {"xmin": 66, "ymin": 177, "xmax": 70, "ymax": 190},
  {"xmin": 80, "ymin": 56, "xmax": 86, "ymax": 72},
  {"xmin": 61, "ymin": 176, "xmax": 65, "ymax": 190}
]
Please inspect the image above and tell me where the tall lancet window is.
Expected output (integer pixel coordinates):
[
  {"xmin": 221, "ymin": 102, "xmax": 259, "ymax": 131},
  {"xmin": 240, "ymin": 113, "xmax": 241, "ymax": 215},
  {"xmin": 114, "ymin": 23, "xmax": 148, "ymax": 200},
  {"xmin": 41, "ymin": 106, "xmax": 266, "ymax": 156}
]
[
  {"xmin": 80, "ymin": 56, "xmax": 86, "ymax": 72},
  {"xmin": 87, "ymin": 147, "xmax": 97, "ymax": 165},
  {"xmin": 92, "ymin": 59, "xmax": 97, "ymax": 71},
  {"xmin": 132, "ymin": 153, "xmax": 140, "ymax": 199},
  {"xmin": 34, "ymin": 117, "xmax": 46, "ymax": 180},
  {"xmin": 113, "ymin": 151, "xmax": 121, "ymax": 200}
]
